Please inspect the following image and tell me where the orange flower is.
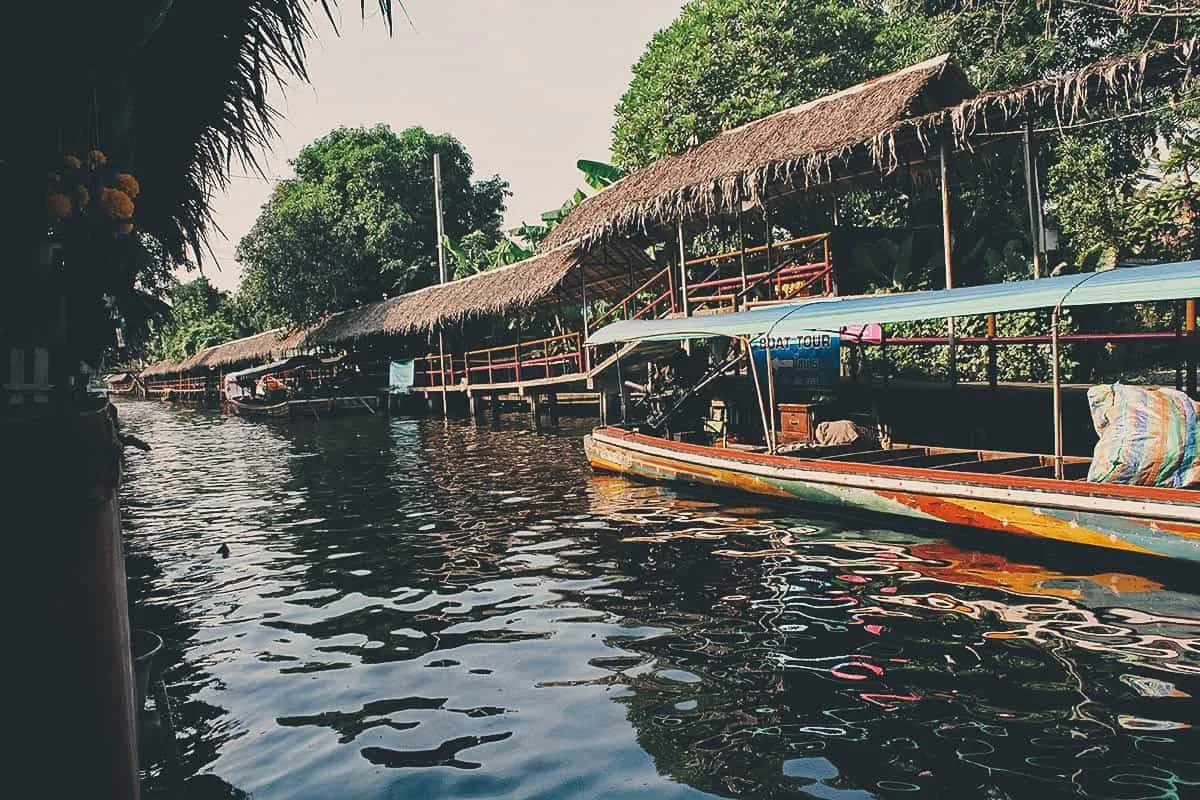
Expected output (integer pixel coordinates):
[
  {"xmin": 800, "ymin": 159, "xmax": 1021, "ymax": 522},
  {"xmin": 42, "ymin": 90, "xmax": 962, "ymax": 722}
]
[
  {"xmin": 117, "ymin": 222, "xmax": 134, "ymax": 235},
  {"xmin": 63, "ymin": 154, "xmax": 82, "ymax": 170},
  {"xmin": 73, "ymin": 185, "xmax": 90, "ymax": 208},
  {"xmin": 48, "ymin": 193, "xmax": 73, "ymax": 219},
  {"xmin": 115, "ymin": 173, "xmax": 139, "ymax": 198},
  {"xmin": 89, "ymin": 149, "xmax": 107, "ymax": 167},
  {"xmin": 100, "ymin": 187, "xmax": 134, "ymax": 220}
]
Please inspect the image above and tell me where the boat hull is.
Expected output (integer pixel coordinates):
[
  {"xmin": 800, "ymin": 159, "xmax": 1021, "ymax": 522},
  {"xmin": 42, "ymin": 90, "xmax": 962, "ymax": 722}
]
[
  {"xmin": 229, "ymin": 398, "xmax": 289, "ymax": 419},
  {"xmin": 229, "ymin": 395, "xmax": 379, "ymax": 420},
  {"xmin": 585, "ymin": 427, "xmax": 1200, "ymax": 563}
]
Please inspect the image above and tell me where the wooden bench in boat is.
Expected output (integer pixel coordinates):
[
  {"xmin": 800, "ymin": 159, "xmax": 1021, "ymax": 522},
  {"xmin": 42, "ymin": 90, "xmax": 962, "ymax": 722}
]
[{"xmin": 793, "ymin": 444, "xmax": 1095, "ymax": 480}]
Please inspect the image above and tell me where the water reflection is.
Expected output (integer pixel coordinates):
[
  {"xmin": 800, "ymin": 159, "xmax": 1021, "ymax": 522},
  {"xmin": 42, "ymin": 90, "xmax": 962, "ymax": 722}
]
[{"xmin": 118, "ymin": 402, "xmax": 1199, "ymax": 799}]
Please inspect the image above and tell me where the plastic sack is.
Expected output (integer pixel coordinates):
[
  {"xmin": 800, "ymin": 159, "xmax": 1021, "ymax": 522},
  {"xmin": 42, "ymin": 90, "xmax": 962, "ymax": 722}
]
[{"xmin": 1086, "ymin": 384, "xmax": 1200, "ymax": 488}]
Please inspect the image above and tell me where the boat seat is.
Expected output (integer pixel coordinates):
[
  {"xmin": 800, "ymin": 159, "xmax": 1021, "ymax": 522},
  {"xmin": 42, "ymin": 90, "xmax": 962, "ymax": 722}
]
[
  {"xmin": 822, "ymin": 447, "xmax": 927, "ymax": 464},
  {"xmin": 883, "ymin": 452, "xmax": 984, "ymax": 469},
  {"xmin": 937, "ymin": 456, "xmax": 1045, "ymax": 474}
]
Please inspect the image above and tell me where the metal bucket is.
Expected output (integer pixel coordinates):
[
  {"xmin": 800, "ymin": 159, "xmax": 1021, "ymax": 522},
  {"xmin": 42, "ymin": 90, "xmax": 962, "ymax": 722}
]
[{"xmin": 131, "ymin": 629, "xmax": 163, "ymax": 711}]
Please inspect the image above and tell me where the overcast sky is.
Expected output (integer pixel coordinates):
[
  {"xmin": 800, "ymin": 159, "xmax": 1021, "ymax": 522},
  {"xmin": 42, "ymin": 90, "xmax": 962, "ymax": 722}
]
[{"xmin": 197, "ymin": 0, "xmax": 685, "ymax": 291}]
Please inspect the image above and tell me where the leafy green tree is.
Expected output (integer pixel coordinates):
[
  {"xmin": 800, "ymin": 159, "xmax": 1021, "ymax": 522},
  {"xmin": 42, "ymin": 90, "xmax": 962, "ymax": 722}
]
[
  {"xmin": 147, "ymin": 277, "xmax": 249, "ymax": 363},
  {"xmin": 612, "ymin": 0, "xmax": 892, "ymax": 170},
  {"xmin": 236, "ymin": 124, "xmax": 509, "ymax": 325}
]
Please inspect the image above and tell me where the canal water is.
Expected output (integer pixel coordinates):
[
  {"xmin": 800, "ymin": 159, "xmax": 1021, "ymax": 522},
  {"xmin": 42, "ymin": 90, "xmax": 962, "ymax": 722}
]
[{"xmin": 118, "ymin": 401, "xmax": 1200, "ymax": 799}]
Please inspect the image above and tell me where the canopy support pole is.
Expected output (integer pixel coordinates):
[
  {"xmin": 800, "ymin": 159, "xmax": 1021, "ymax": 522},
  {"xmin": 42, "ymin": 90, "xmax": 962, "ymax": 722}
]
[
  {"xmin": 1051, "ymin": 306, "xmax": 1064, "ymax": 480},
  {"xmin": 939, "ymin": 139, "xmax": 957, "ymax": 384},
  {"xmin": 744, "ymin": 337, "xmax": 772, "ymax": 454},
  {"xmin": 1023, "ymin": 118, "xmax": 1044, "ymax": 279},
  {"xmin": 765, "ymin": 338, "xmax": 778, "ymax": 454}
]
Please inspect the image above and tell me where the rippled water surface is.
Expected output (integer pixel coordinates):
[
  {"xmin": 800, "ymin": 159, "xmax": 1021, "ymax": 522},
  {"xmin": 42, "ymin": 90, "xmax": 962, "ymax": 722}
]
[{"xmin": 118, "ymin": 401, "xmax": 1200, "ymax": 799}]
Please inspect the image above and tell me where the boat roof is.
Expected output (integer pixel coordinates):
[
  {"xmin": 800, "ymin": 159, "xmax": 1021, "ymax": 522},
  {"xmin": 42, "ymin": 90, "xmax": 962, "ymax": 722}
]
[
  {"xmin": 586, "ymin": 260, "xmax": 1200, "ymax": 345},
  {"xmin": 225, "ymin": 355, "xmax": 317, "ymax": 382}
]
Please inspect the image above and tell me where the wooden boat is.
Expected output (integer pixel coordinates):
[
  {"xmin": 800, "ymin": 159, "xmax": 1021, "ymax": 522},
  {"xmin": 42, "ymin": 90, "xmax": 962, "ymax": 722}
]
[
  {"xmin": 585, "ymin": 427, "xmax": 1200, "ymax": 562},
  {"xmin": 229, "ymin": 396, "xmax": 289, "ymax": 419},
  {"xmin": 584, "ymin": 261, "xmax": 1200, "ymax": 563}
]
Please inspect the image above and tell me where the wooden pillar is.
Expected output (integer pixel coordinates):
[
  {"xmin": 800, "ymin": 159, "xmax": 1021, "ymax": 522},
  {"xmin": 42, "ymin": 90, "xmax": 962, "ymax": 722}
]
[
  {"xmin": 677, "ymin": 221, "xmax": 690, "ymax": 317},
  {"xmin": 737, "ymin": 207, "xmax": 748, "ymax": 297},
  {"xmin": 547, "ymin": 391, "xmax": 559, "ymax": 426},
  {"xmin": 1023, "ymin": 118, "xmax": 1044, "ymax": 280},
  {"xmin": 490, "ymin": 392, "xmax": 501, "ymax": 421},
  {"xmin": 986, "ymin": 313, "xmax": 998, "ymax": 388},
  {"xmin": 580, "ymin": 266, "xmax": 591, "ymax": 373},
  {"xmin": 1187, "ymin": 298, "xmax": 1197, "ymax": 398},
  {"xmin": 529, "ymin": 393, "xmax": 541, "ymax": 431},
  {"xmin": 939, "ymin": 139, "xmax": 957, "ymax": 384}
]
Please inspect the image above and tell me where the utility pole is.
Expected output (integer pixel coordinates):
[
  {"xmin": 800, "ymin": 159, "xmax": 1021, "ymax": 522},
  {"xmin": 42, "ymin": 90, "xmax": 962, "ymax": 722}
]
[{"xmin": 433, "ymin": 153, "xmax": 449, "ymax": 418}]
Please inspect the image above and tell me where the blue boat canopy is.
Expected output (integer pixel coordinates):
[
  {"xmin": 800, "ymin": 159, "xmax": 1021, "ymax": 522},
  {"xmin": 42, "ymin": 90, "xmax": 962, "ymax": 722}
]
[{"xmin": 586, "ymin": 260, "xmax": 1200, "ymax": 345}]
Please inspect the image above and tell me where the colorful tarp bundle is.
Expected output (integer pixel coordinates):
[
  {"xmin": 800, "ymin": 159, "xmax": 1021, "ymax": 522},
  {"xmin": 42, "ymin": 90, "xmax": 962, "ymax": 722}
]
[{"xmin": 1087, "ymin": 384, "xmax": 1200, "ymax": 488}]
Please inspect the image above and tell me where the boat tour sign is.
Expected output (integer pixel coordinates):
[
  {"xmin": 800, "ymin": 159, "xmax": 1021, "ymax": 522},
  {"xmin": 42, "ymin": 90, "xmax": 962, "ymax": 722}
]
[{"xmin": 751, "ymin": 331, "xmax": 840, "ymax": 391}]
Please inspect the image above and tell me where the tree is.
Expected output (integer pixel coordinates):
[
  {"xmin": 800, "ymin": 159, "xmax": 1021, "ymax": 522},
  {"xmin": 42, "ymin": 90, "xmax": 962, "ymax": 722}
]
[
  {"xmin": 147, "ymin": 277, "xmax": 249, "ymax": 363},
  {"xmin": 612, "ymin": 0, "xmax": 892, "ymax": 170},
  {"xmin": 236, "ymin": 124, "xmax": 509, "ymax": 325}
]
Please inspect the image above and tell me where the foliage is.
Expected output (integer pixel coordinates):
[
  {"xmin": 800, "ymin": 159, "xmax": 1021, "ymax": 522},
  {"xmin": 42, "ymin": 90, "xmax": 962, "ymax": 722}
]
[
  {"xmin": 1048, "ymin": 131, "xmax": 1200, "ymax": 271},
  {"xmin": 147, "ymin": 277, "xmax": 249, "ymax": 363},
  {"xmin": 612, "ymin": 0, "xmax": 892, "ymax": 170},
  {"xmin": 443, "ymin": 231, "xmax": 532, "ymax": 279},
  {"xmin": 236, "ymin": 125, "xmax": 509, "ymax": 326}
]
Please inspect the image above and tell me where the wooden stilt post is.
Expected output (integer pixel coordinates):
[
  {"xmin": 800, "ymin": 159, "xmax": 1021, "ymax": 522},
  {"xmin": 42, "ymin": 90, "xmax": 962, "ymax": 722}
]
[
  {"xmin": 939, "ymin": 139, "xmax": 957, "ymax": 384},
  {"xmin": 1051, "ymin": 306, "xmax": 1064, "ymax": 480},
  {"xmin": 1023, "ymin": 118, "xmax": 1044, "ymax": 280},
  {"xmin": 529, "ymin": 393, "xmax": 541, "ymax": 431}
]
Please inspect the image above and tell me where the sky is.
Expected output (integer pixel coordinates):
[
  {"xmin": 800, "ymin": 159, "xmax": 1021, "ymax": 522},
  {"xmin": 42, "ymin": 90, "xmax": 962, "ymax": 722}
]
[{"xmin": 197, "ymin": 0, "xmax": 686, "ymax": 291}]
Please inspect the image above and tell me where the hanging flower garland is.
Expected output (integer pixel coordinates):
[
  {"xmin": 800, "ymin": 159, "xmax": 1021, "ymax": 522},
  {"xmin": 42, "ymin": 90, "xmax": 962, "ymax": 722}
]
[{"xmin": 46, "ymin": 149, "xmax": 139, "ymax": 237}]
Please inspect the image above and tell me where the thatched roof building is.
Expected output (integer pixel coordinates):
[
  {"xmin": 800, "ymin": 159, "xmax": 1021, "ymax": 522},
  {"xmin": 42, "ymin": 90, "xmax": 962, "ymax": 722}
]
[
  {"xmin": 543, "ymin": 38, "xmax": 1200, "ymax": 250},
  {"xmin": 305, "ymin": 237, "xmax": 655, "ymax": 346},
  {"xmin": 140, "ymin": 327, "xmax": 309, "ymax": 379}
]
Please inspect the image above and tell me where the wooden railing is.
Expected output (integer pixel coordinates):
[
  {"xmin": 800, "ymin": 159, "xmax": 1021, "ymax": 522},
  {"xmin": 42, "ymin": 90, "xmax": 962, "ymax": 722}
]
[
  {"xmin": 589, "ymin": 265, "xmax": 677, "ymax": 331},
  {"xmin": 685, "ymin": 232, "xmax": 833, "ymax": 312},
  {"xmin": 145, "ymin": 375, "xmax": 212, "ymax": 398},
  {"xmin": 416, "ymin": 331, "xmax": 585, "ymax": 388}
]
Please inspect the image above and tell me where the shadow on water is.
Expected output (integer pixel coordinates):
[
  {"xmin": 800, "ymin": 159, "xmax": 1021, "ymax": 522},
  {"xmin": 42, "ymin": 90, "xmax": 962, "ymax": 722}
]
[{"xmin": 117, "ymin": 401, "xmax": 1200, "ymax": 800}]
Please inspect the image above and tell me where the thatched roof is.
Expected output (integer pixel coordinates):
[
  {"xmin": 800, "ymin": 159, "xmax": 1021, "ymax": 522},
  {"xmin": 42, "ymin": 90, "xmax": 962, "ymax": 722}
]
[
  {"xmin": 873, "ymin": 37, "xmax": 1200, "ymax": 174},
  {"xmin": 305, "ymin": 238, "xmax": 655, "ymax": 346},
  {"xmin": 140, "ymin": 327, "xmax": 308, "ymax": 379},
  {"xmin": 544, "ymin": 39, "xmax": 1200, "ymax": 250},
  {"xmin": 542, "ymin": 54, "xmax": 976, "ymax": 250}
]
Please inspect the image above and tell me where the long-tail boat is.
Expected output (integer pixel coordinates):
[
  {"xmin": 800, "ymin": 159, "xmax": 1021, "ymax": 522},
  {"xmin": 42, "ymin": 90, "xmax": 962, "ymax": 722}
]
[
  {"xmin": 584, "ymin": 261, "xmax": 1200, "ymax": 563},
  {"xmin": 224, "ymin": 356, "xmax": 379, "ymax": 420}
]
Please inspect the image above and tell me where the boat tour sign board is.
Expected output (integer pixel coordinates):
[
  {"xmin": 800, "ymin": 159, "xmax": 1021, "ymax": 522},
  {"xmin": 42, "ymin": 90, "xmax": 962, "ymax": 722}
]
[{"xmin": 751, "ymin": 331, "xmax": 840, "ymax": 391}]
